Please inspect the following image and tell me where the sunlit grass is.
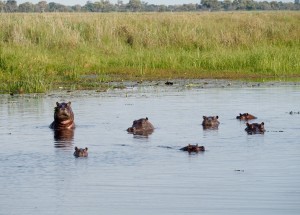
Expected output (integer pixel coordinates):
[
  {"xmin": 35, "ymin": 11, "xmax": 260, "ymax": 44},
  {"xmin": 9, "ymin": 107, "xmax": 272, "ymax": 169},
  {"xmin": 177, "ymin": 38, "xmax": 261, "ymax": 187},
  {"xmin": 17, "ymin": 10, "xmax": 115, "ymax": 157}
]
[{"xmin": 0, "ymin": 12, "xmax": 299, "ymax": 93}]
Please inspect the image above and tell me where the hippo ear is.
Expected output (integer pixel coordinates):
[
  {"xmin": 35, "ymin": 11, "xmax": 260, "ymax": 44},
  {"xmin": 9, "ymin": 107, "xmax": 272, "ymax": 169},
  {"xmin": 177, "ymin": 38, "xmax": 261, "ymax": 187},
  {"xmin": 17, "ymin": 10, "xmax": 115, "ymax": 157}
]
[
  {"xmin": 261, "ymin": 122, "xmax": 264, "ymax": 125},
  {"xmin": 56, "ymin": 102, "xmax": 60, "ymax": 106},
  {"xmin": 203, "ymin": 116, "xmax": 206, "ymax": 119},
  {"xmin": 246, "ymin": 123, "xmax": 250, "ymax": 127},
  {"xmin": 216, "ymin": 116, "xmax": 219, "ymax": 119},
  {"xmin": 146, "ymin": 117, "xmax": 148, "ymax": 120},
  {"xmin": 85, "ymin": 147, "xmax": 88, "ymax": 151},
  {"xmin": 75, "ymin": 146, "xmax": 78, "ymax": 151},
  {"xmin": 240, "ymin": 113, "xmax": 242, "ymax": 116},
  {"xmin": 67, "ymin": 102, "xmax": 71, "ymax": 106}
]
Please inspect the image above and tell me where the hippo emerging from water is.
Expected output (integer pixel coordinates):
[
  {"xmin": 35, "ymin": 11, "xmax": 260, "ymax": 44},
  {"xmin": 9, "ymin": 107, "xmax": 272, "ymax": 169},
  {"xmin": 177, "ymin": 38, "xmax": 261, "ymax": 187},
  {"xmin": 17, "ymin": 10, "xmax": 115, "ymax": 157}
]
[
  {"xmin": 73, "ymin": 147, "xmax": 88, "ymax": 157},
  {"xmin": 245, "ymin": 122, "xmax": 265, "ymax": 134},
  {"xmin": 50, "ymin": 102, "xmax": 75, "ymax": 130},
  {"xmin": 127, "ymin": 117, "xmax": 154, "ymax": 135},
  {"xmin": 236, "ymin": 113, "xmax": 257, "ymax": 121},
  {"xmin": 202, "ymin": 116, "xmax": 220, "ymax": 129},
  {"xmin": 180, "ymin": 144, "xmax": 205, "ymax": 153}
]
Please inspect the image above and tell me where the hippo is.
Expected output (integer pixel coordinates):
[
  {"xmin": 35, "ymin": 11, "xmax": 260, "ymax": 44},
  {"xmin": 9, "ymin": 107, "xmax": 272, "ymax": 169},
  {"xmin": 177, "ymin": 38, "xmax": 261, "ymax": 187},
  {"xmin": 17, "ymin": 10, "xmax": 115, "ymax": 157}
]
[
  {"xmin": 73, "ymin": 147, "xmax": 88, "ymax": 157},
  {"xmin": 202, "ymin": 116, "xmax": 220, "ymax": 129},
  {"xmin": 245, "ymin": 122, "xmax": 265, "ymax": 134},
  {"xmin": 127, "ymin": 117, "xmax": 154, "ymax": 135},
  {"xmin": 50, "ymin": 102, "xmax": 75, "ymax": 130},
  {"xmin": 180, "ymin": 144, "xmax": 205, "ymax": 153},
  {"xmin": 236, "ymin": 113, "xmax": 257, "ymax": 120},
  {"xmin": 54, "ymin": 129, "xmax": 74, "ymax": 145}
]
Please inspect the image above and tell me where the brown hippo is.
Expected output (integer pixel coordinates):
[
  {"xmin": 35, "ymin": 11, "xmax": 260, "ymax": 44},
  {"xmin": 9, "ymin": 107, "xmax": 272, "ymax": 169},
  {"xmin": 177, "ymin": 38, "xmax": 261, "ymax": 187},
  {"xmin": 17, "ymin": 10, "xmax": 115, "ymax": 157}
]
[
  {"xmin": 50, "ymin": 102, "xmax": 75, "ymax": 130},
  {"xmin": 127, "ymin": 117, "xmax": 154, "ymax": 135},
  {"xmin": 202, "ymin": 116, "xmax": 220, "ymax": 129},
  {"xmin": 180, "ymin": 144, "xmax": 205, "ymax": 153},
  {"xmin": 54, "ymin": 129, "xmax": 74, "ymax": 145},
  {"xmin": 245, "ymin": 122, "xmax": 265, "ymax": 134},
  {"xmin": 73, "ymin": 147, "xmax": 88, "ymax": 157},
  {"xmin": 236, "ymin": 113, "xmax": 257, "ymax": 120}
]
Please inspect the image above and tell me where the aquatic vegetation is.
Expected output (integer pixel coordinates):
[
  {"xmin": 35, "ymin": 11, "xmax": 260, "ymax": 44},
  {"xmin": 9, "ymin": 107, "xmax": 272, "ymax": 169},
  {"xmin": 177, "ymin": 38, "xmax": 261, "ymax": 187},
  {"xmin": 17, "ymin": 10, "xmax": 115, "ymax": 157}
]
[{"xmin": 0, "ymin": 12, "xmax": 299, "ymax": 93}]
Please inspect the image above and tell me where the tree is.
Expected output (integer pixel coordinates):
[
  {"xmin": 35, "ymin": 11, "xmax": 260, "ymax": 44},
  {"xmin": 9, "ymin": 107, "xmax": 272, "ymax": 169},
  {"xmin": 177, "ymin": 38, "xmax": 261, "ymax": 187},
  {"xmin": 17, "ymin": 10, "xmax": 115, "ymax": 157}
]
[
  {"xmin": 128, "ymin": 0, "xmax": 141, "ymax": 11},
  {"xmin": 223, "ymin": 0, "xmax": 233, "ymax": 10},
  {"xmin": 19, "ymin": 2, "xmax": 35, "ymax": 12},
  {"xmin": 48, "ymin": 2, "xmax": 68, "ymax": 12},
  {"xmin": 233, "ymin": 0, "xmax": 247, "ymax": 10},
  {"xmin": 201, "ymin": 0, "xmax": 220, "ymax": 11},
  {"xmin": 0, "ymin": 1, "xmax": 5, "ymax": 12},
  {"xmin": 5, "ymin": 0, "xmax": 18, "ymax": 12},
  {"xmin": 36, "ymin": 1, "xmax": 48, "ymax": 12},
  {"xmin": 72, "ymin": 4, "xmax": 82, "ymax": 12},
  {"xmin": 84, "ymin": 1, "xmax": 95, "ymax": 12},
  {"xmin": 245, "ymin": 0, "xmax": 256, "ymax": 10}
]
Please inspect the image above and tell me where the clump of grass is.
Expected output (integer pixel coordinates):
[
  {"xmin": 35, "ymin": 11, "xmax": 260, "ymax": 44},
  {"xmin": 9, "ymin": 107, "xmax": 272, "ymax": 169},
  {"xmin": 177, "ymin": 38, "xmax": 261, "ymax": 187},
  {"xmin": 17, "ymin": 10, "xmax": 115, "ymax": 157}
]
[{"xmin": 0, "ymin": 12, "xmax": 299, "ymax": 93}]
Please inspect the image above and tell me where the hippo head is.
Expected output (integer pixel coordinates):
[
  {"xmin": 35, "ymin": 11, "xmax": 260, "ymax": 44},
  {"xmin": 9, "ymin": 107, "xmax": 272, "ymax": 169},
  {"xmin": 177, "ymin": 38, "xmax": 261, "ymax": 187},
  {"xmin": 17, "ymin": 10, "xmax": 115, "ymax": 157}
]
[
  {"xmin": 236, "ymin": 113, "xmax": 257, "ymax": 120},
  {"xmin": 54, "ymin": 102, "xmax": 74, "ymax": 122},
  {"xmin": 127, "ymin": 117, "xmax": 154, "ymax": 135},
  {"xmin": 180, "ymin": 144, "xmax": 205, "ymax": 153},
  {"xmin": 202, "ymin": 116, "xmax": 220, "ymax": 128},
  {"xmin": 73, "ymin": 147, "xmax": 88, "ymax": 157},
  {"xmin": 245, "ymin": 122, "xmax": 265, "ymax": 134}
]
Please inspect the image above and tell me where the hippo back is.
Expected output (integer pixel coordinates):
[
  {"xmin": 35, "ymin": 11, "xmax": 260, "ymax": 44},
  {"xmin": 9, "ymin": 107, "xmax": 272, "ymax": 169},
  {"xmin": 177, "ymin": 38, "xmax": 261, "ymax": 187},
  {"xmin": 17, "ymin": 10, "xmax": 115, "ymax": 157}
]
[
  {"xmin": 236, "ymin": 113, "xmax": 257, "ymax": 120},
  {"xmin": 127, "ymin": 117, "xmax": 154, "ymax": 135},
  {"xmin": 180, "ymin": 144, "xmax": 205, "ymax": 153}
]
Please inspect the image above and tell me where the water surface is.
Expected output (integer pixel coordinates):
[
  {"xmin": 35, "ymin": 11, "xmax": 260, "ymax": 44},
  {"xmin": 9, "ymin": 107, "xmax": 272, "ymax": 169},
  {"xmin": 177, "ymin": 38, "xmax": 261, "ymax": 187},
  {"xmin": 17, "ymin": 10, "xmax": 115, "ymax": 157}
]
[{"xmin": 0, "ymin": 85, "xmax": 299, "ymax": 215}]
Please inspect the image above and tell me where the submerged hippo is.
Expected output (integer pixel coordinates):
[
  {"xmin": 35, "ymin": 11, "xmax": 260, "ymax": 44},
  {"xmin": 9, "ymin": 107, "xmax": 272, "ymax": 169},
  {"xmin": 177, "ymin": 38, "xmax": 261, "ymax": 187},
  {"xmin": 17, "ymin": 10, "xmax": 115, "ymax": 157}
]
[
  {"xmin": 202, "ymin": 116, "xmax": 220, "ymax": 129},
  {"xmin": 180, "ymin": 144, "xmax": 205, "ymax": 153},
  {"xmin": 73, "ymin": 147, "xmax": 88, "ymax": 157},
  {"xmin": 245, "ymin": 122, "xmax": 265, "ymax": 134},
  {"xmin": 54, "ymin": 128, "xmax": 74, "ymax": 144},
  {"xmin": 50, "ymin": 102, "xmax": 75, "ymax": 130},
  {"xmin": 236, "ymin": 113, "xmax": 257, "ymax": 120},
  {"xmin": 127, "ymin": 117, "xmax": 154, "ymax": 135}
]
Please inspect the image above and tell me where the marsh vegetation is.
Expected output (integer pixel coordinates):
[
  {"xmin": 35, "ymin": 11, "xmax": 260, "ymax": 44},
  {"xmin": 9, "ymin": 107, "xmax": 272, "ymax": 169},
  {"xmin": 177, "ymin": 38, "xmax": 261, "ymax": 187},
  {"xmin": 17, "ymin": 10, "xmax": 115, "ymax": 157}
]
[{"xmin": 0, "ymin": 12, "xmax": 299, "ymax": 93}]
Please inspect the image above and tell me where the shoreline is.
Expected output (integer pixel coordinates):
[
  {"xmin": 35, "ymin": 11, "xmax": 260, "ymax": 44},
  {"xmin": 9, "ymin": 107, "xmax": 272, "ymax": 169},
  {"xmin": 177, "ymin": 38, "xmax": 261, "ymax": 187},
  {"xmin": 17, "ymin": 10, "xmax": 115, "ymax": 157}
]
[{"xmin": 3, "ymin": 79, "xmax": 300, "ymax": 98}]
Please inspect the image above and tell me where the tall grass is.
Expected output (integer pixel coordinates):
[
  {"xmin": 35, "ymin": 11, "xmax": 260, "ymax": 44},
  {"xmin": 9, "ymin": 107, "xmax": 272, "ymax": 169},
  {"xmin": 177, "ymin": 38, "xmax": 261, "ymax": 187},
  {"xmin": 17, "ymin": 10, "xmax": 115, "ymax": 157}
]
[{"xmin": 0, "ymin": 12, "xmax": 299, "ymax": 93}]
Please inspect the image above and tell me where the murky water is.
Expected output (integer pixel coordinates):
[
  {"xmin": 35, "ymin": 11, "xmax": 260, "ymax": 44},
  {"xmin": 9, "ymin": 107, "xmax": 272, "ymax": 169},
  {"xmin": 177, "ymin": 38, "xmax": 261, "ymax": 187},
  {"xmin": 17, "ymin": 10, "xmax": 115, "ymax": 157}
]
[{"xmin": 1, "ymin": 84, "xmax": 300, "ymax": 215}]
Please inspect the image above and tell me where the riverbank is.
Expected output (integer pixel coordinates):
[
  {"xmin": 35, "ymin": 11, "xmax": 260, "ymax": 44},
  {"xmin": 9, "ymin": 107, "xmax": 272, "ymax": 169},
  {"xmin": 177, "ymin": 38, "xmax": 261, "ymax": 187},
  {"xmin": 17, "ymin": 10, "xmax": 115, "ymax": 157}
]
[
  {"xmin": 1, "ymin": 12, "xmax": 300, "ymax": 93},
  {"xmin": 2, "ymin": 79, "xmax": 299, "ymax": 98}
]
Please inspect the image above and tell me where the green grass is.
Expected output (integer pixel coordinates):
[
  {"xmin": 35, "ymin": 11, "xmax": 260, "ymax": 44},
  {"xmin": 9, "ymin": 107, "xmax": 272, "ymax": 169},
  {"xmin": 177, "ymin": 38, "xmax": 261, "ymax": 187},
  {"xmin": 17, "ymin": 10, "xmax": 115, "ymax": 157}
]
[{"xmin": 0, "ymin": 12, "xmax": 300, "ymax": 93}]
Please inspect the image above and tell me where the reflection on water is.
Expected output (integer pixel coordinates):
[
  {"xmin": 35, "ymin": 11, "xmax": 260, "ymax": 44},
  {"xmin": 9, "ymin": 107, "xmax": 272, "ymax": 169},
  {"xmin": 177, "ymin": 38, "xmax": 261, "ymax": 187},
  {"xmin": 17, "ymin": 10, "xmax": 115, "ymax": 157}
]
[
  {"xmin": 53, "ymin": 129, "xmax": 74, "ymax": 148},
  {"xmin": 0, "ymin": 85, "xmax": 300, "ymax": 215}
]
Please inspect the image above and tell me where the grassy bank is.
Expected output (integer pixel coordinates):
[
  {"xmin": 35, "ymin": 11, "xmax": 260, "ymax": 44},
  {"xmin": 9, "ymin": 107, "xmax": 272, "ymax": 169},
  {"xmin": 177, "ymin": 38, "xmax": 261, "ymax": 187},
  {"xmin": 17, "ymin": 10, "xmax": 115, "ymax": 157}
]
[{"xmin": 0, "ymin": 12, "xmax": 300, "ymax": 93}]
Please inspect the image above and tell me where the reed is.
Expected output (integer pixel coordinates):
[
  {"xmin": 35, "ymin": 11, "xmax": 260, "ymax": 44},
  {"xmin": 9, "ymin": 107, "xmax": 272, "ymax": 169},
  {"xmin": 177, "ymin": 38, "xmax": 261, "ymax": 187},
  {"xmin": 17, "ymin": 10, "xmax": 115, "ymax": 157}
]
[{"xmin": 0, "ymin": 12, "xmax": 299, "ymax": 93}]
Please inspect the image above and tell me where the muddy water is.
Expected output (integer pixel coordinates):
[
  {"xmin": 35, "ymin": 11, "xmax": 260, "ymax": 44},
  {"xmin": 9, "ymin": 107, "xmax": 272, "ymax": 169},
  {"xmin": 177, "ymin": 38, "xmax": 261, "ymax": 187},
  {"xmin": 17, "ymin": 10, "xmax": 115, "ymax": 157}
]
[{"xmin": 0, "ymin": 84, "xmax": 300, "ymax": 215}]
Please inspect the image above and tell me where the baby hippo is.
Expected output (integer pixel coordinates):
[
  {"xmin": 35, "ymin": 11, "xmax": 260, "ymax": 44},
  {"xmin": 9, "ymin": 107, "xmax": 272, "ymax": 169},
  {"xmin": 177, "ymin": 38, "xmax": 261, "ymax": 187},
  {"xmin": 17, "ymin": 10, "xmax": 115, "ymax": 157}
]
[
  {"xmin": 245, "ymin": 122, "xmax": 265, "ymax": 134},
  {"xmin": 202, "ymin": 116, "xmax": 220, "ymax": 129},
  {"xmin": 73, "ymin": 147, "xmax": 88, "ymax": 157},
  {"xmin": 127, "ymin": 117, "xmax": 154, "ymax": 135},
  {"xmin": 50, "ymin": 102, "xmax": 75, "ymax": 130},
  {"xmin": 180, "ymin": 144, "xmax": 205, "ymax": 153},
  {"xmin": 236, "ymin": 113, "xmax": 257, "ymax": 121}
]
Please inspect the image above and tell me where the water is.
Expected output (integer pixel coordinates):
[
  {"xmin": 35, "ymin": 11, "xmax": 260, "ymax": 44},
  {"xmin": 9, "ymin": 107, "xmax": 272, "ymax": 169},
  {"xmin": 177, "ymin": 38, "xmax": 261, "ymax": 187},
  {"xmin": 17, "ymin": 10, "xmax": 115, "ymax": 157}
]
[{"xmin": 0, "ymin": 85, "xmax": 300, "ymax": 215}]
